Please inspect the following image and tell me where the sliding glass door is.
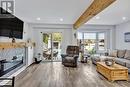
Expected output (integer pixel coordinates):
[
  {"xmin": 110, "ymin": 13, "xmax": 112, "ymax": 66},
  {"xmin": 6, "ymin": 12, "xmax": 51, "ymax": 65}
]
[
  {"xmin": 52, "ymin": 33, "xmax": 62, "ymax": 61},
  {"xmin": 42, "ymin": 32, "xmax": 62, "ymax": 61},
  {"xmin": 42, "ymin": 33, "xmax": 52, "ymax": 61}
]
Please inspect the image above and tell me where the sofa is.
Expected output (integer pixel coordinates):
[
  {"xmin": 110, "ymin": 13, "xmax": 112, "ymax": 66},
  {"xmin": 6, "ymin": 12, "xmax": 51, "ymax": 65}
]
[{"xmin": 91, "ymin": 50, "xmax": 130, "ymax": 73}]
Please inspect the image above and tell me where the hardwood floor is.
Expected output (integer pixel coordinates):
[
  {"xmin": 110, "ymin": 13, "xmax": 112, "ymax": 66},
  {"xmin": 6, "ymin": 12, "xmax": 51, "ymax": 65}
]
[{"xmin": 15, "ymin": 62, "xmax": 130, "ymax": 87}]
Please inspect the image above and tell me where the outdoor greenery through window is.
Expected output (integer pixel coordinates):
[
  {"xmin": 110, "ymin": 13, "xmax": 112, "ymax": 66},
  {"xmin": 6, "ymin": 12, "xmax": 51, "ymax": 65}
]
[{"xmin": 77, "ymin": 32, "xmax": 106, "ymax": 54}]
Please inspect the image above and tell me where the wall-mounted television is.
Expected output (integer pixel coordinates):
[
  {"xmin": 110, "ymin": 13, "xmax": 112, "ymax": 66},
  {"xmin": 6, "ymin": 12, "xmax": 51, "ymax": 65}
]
[{"xmin": 0, "ymin": 7, "xmax": 24, "ymax": 39}]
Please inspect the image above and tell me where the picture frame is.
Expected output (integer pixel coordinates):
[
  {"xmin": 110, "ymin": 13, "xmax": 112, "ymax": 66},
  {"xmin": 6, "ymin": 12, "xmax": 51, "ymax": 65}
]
[{"xmin": 124, "ymin": 32, "xmax": 130, "ymax": 42}]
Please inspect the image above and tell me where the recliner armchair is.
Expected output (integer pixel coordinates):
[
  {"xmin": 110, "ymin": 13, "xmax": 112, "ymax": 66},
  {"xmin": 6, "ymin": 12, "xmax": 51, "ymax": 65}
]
[{"xmin": 61, "ymin": 46, "xmax": 79, "ymax": 67}]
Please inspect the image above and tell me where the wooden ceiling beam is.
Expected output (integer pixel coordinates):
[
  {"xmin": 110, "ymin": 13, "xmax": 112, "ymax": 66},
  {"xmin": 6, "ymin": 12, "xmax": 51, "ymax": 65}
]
[{"xmin": 73, "ymin": 0, "xmax": 116, "ymax": 29}]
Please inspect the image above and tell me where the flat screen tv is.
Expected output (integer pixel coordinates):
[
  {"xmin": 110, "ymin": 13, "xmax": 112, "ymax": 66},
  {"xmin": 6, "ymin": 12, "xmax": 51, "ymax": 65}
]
[{"xmin": 0, "ymin": 7, "xmax": 24, "ymax": 39}]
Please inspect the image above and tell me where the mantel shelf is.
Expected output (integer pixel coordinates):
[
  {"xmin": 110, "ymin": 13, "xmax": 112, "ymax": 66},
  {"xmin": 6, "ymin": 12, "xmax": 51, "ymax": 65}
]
[{"xmin": 0, "ymin": 42, "xmax": 35, "ymax": 50}]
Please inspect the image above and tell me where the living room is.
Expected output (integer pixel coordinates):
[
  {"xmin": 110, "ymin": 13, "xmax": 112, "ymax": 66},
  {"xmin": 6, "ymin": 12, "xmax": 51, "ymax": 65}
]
[{"xmin": 0, "ymin": 0, "xmax": 130, "ymax": 87}]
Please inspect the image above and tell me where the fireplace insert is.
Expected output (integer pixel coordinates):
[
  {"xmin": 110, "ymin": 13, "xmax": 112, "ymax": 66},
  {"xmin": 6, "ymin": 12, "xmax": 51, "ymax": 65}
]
[{"xmin": 0, "ymin": 55, "xmax": 25, "ymax": 77}]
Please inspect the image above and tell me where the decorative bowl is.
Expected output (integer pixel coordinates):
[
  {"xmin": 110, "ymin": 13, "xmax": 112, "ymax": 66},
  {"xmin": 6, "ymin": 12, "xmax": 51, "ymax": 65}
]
[
  {"xmin": 105, "ymin": 58, "xmax": 115, "ymax": 66},
  {"xmin": 105, "ymin": 61, "xmax": 113, "ymax": 66}
]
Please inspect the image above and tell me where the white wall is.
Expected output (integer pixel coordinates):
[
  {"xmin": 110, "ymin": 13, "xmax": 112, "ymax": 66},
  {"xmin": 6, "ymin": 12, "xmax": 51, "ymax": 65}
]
[
  {"xmin": 115, "ymin": 21, "xmax": 130, "ymax": 50},
  {"xmin": 29, "ymin": 24, "xmax": 73, "ymax": 55}
]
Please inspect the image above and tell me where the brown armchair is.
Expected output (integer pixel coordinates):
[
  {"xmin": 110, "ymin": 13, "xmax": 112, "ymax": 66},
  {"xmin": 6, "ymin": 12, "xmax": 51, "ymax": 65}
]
[{"xmin": 61, "ymin": 46, "xmax": 79, "ymax": 67}]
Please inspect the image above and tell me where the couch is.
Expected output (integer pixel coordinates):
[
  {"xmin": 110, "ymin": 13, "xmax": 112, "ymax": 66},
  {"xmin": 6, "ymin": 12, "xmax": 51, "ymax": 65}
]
[
  {"xmin": 91, "ymin": 50, "xmax": 130, "ymax": 73},
  {"xmin": 61, "ymin": 46, "xmax": 79, "ymax": 67}
]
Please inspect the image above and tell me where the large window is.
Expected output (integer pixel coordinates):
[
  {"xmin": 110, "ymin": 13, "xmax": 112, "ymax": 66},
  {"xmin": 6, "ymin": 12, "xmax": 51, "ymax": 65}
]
[
  {"xmin": 77, "ymin": 32, "xmax": 106, "ymax": 52},
  {"xmin": 84, "ymin": 33, "xmax": 96, "ymax": 51}
]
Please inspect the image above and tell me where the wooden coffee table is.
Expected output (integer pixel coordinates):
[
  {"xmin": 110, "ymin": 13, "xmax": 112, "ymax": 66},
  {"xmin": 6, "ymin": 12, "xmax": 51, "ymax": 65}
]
[{"xmin": 97, "ymin": 62, "xmax": 128, "ymax": 82}]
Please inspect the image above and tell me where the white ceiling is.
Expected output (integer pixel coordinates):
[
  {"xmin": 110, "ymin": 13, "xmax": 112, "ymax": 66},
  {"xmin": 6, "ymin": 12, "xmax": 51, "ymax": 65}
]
[
  {"xmin": 15, "ymin": 0, "xmax": 93, "ymax": 24},
  {"xmin": 87, "ymin": 0, "xmax": 130, "ymax": 25},
  {"xmin": 15, "ymin": 0, "xmax": 130, "ymax": 25}
]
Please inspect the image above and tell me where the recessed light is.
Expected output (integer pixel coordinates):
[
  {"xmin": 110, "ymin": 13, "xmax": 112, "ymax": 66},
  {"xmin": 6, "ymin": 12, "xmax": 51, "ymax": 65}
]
[
  {"xmin": 96, "ymin": 16, "xmax": 100, "ymax": 19},
  {"xmin": 122, "ymin": 17, "xmax": 126, "ymax": 20},
  {"xmin": 36, "ymin": 17, "xmax": 41, "ymax": 20},
  {"xmin": 60, "ymin": 18, "xmax": 63, "ymax": 21}
]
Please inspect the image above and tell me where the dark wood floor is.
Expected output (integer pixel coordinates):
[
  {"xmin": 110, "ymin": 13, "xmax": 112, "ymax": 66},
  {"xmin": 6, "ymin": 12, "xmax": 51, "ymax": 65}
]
[{"xmin": 15, "ymin": 62, "xmax": 130, "ymax": 87}]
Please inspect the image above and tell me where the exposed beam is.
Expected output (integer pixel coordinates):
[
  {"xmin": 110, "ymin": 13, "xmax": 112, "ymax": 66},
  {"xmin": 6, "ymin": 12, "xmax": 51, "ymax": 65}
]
[{"xmin": 73, "ymin": 0, "xmax": 116, "ymax": 29}]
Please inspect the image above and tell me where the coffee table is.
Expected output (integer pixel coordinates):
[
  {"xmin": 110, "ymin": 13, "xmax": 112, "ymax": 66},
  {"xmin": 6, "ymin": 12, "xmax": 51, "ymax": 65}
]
[{"xmin": 97, "ymin": 62, "xmax": 128, "ymax": 82}]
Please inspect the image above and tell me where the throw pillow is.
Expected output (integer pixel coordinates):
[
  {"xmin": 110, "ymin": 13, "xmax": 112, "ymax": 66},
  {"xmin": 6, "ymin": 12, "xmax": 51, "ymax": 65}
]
[
  {"xmin": 109, "ymin": 50, "xmax": 117, "ymax": 57},
  {"xmin": 124, "ymin": 50, "xmax": 130, "ymax": 60},
  {"xmin": 117, "ymin": 50, "xmax": 126, "ymax": 58}
]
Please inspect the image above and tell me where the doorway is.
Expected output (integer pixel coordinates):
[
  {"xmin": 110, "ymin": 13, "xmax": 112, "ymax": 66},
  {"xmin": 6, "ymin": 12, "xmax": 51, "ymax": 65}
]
[{"xmin": 42, "ymin": 32, "xmax": 62, "ymax": 61}]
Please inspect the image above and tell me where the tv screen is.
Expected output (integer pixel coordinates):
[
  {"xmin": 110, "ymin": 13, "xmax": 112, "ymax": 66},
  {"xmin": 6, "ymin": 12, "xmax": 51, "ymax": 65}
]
[
  {"xmin": 10, "ymin": 30, "xmax": 23, "ymax": 39},
  {"xmin": 0, "ymin": 7, "xmax": 24, "ymax": 39},
  {"xmin": 0, "ymin": 29, "xmax": 11, "ymax": 37}
]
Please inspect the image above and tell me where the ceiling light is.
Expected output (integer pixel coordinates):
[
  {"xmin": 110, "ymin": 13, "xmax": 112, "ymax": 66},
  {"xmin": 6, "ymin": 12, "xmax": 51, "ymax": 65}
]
[
  {"xmin": 96, "ymin": 16, "xmax": 100, "ymax": 19},
  {"xmin": 60, "ymin": 18, "xmax": 63, "ymax": 21},
  {"xmin": 122, "ymin": 17, "xmax": 126, "ymax": 20},
  {"xmin": 36, "ymin": 17, "xmax": 41, "ymax": 20}
]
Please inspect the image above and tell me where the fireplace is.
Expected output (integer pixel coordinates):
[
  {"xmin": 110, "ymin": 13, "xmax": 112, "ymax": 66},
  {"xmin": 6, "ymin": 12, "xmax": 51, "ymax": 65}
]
[{"xmin": 0, "ymin": 48, "xmax": 26, "ymax": 77}]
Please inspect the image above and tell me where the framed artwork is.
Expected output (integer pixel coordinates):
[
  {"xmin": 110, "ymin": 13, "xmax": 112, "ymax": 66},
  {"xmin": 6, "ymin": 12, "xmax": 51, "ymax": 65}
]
[{"xmin": 124, "ymin": 32, "xmax": 130, "ymax": 42}]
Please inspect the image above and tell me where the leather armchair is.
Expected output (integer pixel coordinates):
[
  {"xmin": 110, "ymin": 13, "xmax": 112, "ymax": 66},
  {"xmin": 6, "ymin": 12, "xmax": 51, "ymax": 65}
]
[{"xmin": 61, "ymin": 46, "xmax": 79, "ymax": 67}]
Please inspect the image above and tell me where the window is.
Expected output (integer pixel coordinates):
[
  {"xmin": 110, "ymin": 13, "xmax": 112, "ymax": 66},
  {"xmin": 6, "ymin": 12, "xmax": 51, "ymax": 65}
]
[
  {"xmin": 84, "ymin": 33, "xmax": 96, "ymax": 51},
  {"xmin": 98, "ymin": 33, "xmax": 105, "ymax": 50},
  {"xmin": 77, "ymin": 32, "xmax": 106, "ymax": 51},
  {"xmin": 77, "ymin": 32, "xmax": 83, "ymax": 39}
]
